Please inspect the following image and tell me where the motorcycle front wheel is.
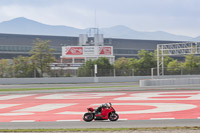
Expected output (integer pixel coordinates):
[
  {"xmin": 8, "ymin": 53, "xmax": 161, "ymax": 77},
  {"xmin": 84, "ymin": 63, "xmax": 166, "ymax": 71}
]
[
  {"xmin": 109, "ymin": 112, "xmax": 119, "ymax": 121},
  {"xmin": 83, "ymin": 113, "xmax": 94, "ymax": 122}
]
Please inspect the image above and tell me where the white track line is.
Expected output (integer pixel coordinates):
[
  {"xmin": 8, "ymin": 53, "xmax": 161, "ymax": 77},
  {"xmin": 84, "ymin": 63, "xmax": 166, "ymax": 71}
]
[
  {"xmin": 0, "ymin": 113, "xmax": 34, "ymax": 116},
  {"xmin": 11, "ymin": 120, "xmax": 35, "ymax": 122},
  {"xmin": 0, "ymin": 104, "xmax": 20, "ymax": 109},
  {"xmin": 0, "ymin": 94, "xmax": 35, "ymax": 100},
  {"xmin": 56, "ymin": 120, "xmax": 81, "ymax": 122},
  {"xmin": 14, "ymin": 104, "xmax": 76, "ymax": 112},
  {"xmin": 119, "ymin": 119, "xmax": 128, "ymax": 120},
  {"xmin": 150, "ymin": 118, "xmax": 175, "ymax": 120}
]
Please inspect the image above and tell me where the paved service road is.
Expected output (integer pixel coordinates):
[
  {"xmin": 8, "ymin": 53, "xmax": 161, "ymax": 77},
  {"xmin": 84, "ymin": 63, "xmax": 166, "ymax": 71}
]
[
  {"xmin": 0, "ymin": 82, "xmax": 138, "ymax": 89},
  {"xmin": 1, "ymin": 82, "xmax": 200, "ymax": 94},
  {"xmin": 0, "ymin": 119, "xmax": 200, "ymax": 129}
]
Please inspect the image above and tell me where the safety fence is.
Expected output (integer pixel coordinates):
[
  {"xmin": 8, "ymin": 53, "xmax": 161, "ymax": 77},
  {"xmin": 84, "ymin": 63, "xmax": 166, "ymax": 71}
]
[{"xmin": 0, "ymin": 67, "xmax": 200, "ymax": 78}]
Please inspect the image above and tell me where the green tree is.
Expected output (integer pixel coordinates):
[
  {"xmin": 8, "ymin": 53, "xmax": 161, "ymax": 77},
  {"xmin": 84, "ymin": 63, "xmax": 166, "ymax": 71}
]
[
  {"xmin": 114, "ymin": 57, "xmax": 136, "ymax": 76},
  {"xmin": 154, "ymin": 49, "xmax": 174, "ymax": 68},
  {"xmin": 135, "ymin": 50, "xmax": 156, "ymax": 75},
  {"xmin": 114, "ymin": 58, "xmax": 129, "ymax": 70},
  {"xmin": 78, "ymin": 60, "xmax": 94, "ymax": 77},
  {"xmin": 94, "ymin": 57, "xmax": 113, "ymax": 76},
  {"xmin": 182, "ymin": 54, "xmax": 200, "ymax": 74},
  {"xmin": 0, "ymin": 59, "xmax": 12, "ymax": 78},
  {"xmin": 30, "ymin": 38, "xmax": 56, "ymax": 77},
  {"xmin": 167, "ymin": 60, "xmax": 181, "ymax": 75},
  {"xmin": 94, "ymin": 57, "xmax": 113, "ymax": 69},
  {"xmin": 182, "ymin": 54, "xmax": 199, "ymax": 68},
  {"xmin": 12, "ymin": 56, "xmax": 34, "ymax": 78},
  {"xmin": 78, "ymin": 57, "xmax": 113, "ymax": 77}
]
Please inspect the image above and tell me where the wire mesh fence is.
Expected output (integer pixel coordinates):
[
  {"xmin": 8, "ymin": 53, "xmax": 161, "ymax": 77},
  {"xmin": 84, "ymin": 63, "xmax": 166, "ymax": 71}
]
[
  {"xmin": 51, "ymin": 68, "xmax": 151, "ymax": 77},
  {"xmin": 151, "ymin": 67, "xmax": 200, "ymax": 77},
  {"xmin": 1, "ymin": 67, "xmax": 200, "ymax": 78}
]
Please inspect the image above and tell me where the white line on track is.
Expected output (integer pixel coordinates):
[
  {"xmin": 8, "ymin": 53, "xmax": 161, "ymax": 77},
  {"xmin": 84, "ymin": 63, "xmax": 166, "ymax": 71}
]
[
  {"xmin": 119, "ymin": 119, "xmax": 128, "ymax": 120},
  {"xmin": 0, "ymin": 94, "xmax": 35, "ymax": 100},
  {"xmin": 0, "ymin": 104, "xmax": 20, "ymax": 109},
  {"xmin": 14, "ymin": 104, "xmax": 76, "ymax": 112},
  {"xmin": 11, "ymin": 120, "xmax": 35, "ymax": 122},
  {"xmin": 0, "ymin": 113, "xmax": 34, "ymax": 116},
  {"xmin": 57, "ymin": 111, "xmax": 83, "ymax": 115},
  {"xmin": 150, "ymin": 118, "xmax": 175, "ymax": 120},
  {"xmin": 56, "ymin": 120, "xmax": 81, "ymax": 122}
]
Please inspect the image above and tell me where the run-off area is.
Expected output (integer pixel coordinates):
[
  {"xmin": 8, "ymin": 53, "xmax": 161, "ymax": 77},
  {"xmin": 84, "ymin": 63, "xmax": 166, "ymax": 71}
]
[{"xmin": 0, "ymin": 91, "xmax": 200, "ymax": 122}]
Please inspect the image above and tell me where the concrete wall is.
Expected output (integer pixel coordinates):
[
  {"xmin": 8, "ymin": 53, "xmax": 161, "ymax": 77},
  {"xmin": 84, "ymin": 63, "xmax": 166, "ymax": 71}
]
[
  {"xmin": 1, "ymin": 75, "xmax": 200, "ymax": 85},
  {"xmin": 140, "ymin": 76, "xmax": 200, "ymax": 87},
  {"xmin": 0, "ymin": 76, "xmax": 143, "ymax": 85}
]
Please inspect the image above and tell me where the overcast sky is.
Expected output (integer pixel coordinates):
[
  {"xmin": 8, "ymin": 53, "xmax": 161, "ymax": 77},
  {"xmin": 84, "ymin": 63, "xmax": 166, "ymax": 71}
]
[{"xmin": 0, "ymin": 0, "xmax": 199, "ymax": 37}]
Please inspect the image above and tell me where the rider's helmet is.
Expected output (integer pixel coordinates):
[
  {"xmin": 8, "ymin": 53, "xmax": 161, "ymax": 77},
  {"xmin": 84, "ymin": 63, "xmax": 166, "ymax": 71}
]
[{"xmin": 102, "ymin": 103, "xmax": 109, "ymax": 108}]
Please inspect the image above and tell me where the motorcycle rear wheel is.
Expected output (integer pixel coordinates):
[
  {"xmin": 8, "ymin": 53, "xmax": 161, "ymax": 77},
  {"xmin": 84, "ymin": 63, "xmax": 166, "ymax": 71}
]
[
  {"xmin": 83, "ymin": 113, "xmax": 94, "ymax": 122},
  {"xmin": 109, "ymin": 112, "xmax": 119, "ymax": 121}
]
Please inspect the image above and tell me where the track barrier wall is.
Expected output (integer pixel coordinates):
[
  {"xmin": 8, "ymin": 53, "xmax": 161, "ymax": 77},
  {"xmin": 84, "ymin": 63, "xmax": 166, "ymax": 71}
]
[
  {"xmin": 0, "ymin": 76, "xmax": 141, "ymax": 84},
  {"xmin": 140, "ymin": 76, "xmax": 200, "ymax": 87},
  {"xmin": 1, "ymin": 75, "xmax": 200, "ymax": 85}
]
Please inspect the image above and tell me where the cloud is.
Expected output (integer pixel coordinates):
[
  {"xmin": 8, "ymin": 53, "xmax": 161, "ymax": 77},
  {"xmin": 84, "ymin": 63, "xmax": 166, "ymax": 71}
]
[{"xmin": 0, "ymin": 0, "xmax": 199, "ymax": 37}]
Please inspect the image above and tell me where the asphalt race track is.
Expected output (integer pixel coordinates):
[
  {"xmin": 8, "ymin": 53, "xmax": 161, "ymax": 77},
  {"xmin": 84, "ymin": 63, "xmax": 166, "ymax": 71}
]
[
  {"xmin": 0, "ymin": 82, "xmax": 200, "ymax": 129},
  {"xmin": 1, "ymin": 119, "xmax": 200, "ymax": 129}
]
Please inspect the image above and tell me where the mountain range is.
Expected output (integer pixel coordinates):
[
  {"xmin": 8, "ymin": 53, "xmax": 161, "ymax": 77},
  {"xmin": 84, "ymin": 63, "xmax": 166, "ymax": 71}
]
[{"xmin": 0, "ymin": 17, "xmax": 199, "ymax": 41}]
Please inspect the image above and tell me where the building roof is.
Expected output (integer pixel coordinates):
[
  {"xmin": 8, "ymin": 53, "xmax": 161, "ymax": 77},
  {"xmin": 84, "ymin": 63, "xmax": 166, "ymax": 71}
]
[
  {"xmin": 0, "ymin": 33, "xmax": 184, "ymax": 59},
  {"xmin": 0, "ymin": 33, "xmax": 183, "ymax": 50}
]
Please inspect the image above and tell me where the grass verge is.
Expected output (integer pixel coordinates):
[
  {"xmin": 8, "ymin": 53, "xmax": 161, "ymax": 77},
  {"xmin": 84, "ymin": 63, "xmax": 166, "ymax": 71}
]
[
  {"xmin": 0, "ymin": 126, "xmax": 200, "ymax": 132},
  {"xmin": 0, "ymin": 85, "xmax": 138, "ymax": 92}
]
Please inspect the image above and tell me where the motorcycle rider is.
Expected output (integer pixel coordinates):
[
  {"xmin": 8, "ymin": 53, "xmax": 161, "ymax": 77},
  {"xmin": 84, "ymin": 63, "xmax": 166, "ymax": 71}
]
[
  {"xmin": 95, "ymin": 103, "xmax": 109, "ymax": 114},
  {"xmin": 83, "ymin": 102, "xmax": 119, "ymax": 122}
]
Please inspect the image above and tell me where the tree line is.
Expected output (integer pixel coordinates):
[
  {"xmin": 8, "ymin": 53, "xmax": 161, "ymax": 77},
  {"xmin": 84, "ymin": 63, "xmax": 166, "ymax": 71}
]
[
  {"xmin": 0, "ymin": 38, "xmax": 199, "ymax": 78},
  {"xmin": 78, "ymin": 49, "xmax": 200, "ymax": 76},
  {"xmin": 0, "ymin": 39, "xmax": 55, "ymax": 78}
]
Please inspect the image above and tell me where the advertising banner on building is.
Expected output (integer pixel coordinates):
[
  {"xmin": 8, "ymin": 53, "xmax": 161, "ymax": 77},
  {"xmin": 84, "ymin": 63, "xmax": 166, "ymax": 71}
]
[
  {"xmin": 62, "ymin": 46, "xmax": 113, "ymax": 57},
  {"xmin": 99, "ymin": 46, "xmax": 112, "ymax": 55},
  {"xmin": 83, "ymin": 46, "xmax": 96, "ymax": 55},
  {"xmin": 65, "ymin": 46, "xmax": 83, "ymax": 55}
]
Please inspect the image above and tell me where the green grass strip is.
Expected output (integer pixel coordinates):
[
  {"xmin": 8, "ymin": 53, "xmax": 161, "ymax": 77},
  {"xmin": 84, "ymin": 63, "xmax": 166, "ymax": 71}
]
[
  {"xmin": 0, "ymin": 126, "xmax": 200, "ymax": 132},
  {"xmin": 0, "ymin": 85, "xmax": 138, "ymax": 92}
]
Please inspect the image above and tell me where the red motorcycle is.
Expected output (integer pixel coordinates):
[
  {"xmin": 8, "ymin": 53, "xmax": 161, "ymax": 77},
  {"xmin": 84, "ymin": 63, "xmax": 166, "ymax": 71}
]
[{"xmin": 83, "ymin": 103, "xmax": 119, "ymax": 122}]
